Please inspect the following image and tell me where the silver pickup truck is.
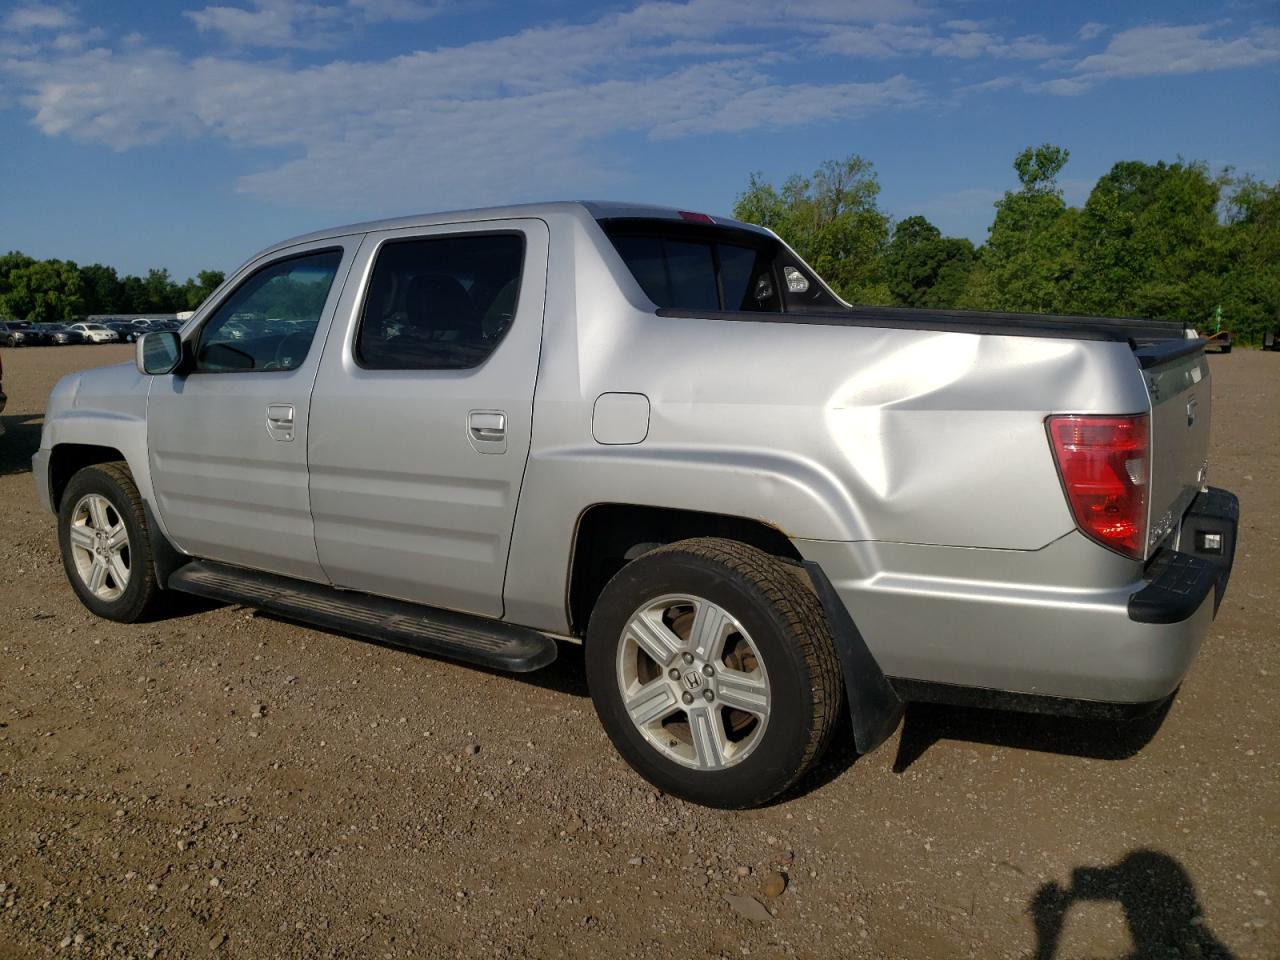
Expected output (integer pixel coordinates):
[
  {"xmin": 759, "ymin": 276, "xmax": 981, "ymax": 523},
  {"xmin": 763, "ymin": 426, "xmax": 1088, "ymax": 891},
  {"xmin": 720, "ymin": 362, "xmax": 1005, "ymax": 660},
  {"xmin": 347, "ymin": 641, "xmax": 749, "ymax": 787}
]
[{"xmin": 33, "ymin": 202, "xmax": 1238, "ymax": 808}]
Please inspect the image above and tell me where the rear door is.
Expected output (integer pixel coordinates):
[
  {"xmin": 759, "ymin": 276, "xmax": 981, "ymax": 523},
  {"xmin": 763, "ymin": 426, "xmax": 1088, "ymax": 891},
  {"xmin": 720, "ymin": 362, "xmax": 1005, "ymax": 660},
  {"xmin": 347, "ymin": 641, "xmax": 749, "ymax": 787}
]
[
  {"xmin": 147, "ymin": 242, "xmax": 356, "ymax": 581},
  {"xmin": 307, "ymin": 219, "xmax": 548, "ymax": 617}
]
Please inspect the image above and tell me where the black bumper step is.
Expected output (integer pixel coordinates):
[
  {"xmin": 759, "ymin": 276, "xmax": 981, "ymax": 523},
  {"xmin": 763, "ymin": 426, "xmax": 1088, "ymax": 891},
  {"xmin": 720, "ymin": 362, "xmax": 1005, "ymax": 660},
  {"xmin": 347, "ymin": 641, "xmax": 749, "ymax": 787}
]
[
  {"xmin": 168, "ymin": 560, "xmax": 557, "ymax": 673},
  {"xmin": 1127, "ymin": 487, "xmax": 1239, "ymax": 625}
]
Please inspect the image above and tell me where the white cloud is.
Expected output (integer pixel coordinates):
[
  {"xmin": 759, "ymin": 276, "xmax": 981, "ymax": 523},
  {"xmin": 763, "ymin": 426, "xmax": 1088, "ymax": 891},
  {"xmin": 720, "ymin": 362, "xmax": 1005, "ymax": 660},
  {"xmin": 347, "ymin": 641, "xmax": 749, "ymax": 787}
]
[
  {"xmin": 185, "ymin": 0, "xmax": 444, "ymax": 48},
  {"xmin": 973, "ymin": 22, "xmax": 1279, "ymax": 97},
  {"xmin": 347, "ymin": 0, "xmax": 442, "ymax": 20},
  {"xmin": 4, "ymin": 3, "xmax": 74, "ymax": 31},
  {"xmin": 186, "ymin": 1, "xmax": 344, "ymax": 49},
  {"xmin": 1077, "ymin": 21, "xmax": 1106, "ymax": 42},
  {"xmin": 4, "ymin": 2, "xmax": 1277, "ymax": 215},
  {"xmin": 1070, "ymin": 23, "xmax": 1280, "ymax": 80},
  {"xmin": 1, "ymin": 2, "xmax": 931, "ymax": 210},
  {"xmin": 819, "ymin": 22, "xmax": 1069, "ymax": 61}
]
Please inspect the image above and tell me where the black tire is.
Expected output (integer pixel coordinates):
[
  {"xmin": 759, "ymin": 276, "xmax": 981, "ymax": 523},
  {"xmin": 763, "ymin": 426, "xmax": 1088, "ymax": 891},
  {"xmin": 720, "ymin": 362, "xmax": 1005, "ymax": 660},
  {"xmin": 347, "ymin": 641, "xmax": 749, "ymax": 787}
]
[
  {"xmin": 4, "ymin": 335, "xmax": 15, "ymax": 348},
  {"xmin": 585, "ymin": 537, "xmax": 843, "ymax": 808},
  {"xmin": 57, "ymin": 462, "xmax": 160, "ymax": 623}
]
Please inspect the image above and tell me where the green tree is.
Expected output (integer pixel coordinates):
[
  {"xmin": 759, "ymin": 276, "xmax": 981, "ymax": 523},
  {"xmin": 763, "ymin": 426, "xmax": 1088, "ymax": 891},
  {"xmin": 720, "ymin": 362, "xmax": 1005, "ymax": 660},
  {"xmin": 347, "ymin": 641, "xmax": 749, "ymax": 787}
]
[
  {"xmin": 79, "ymin": 263, "xmax": 124, "ymax": 315},
  {"xmin": 1075, "ymin": 159, "xmax": 1225, "ymax": 321},
  {"xmin": 142, "ymin": 268, "xmax": 179, "ymax": 312},
  {"xmin": 734, "ymin": 154, "xmax": 892, "ymax": 303},
  {"xmin": 884, "ymin": 215, "xmax": 976, "ymax": 308},
  {"xmin": 179, "ymin": 269, "xmax": 225, "ymax": 310},
  {"xmin": 961, "ymin": 144, "xmax": 1080, "ymax": 313},
  {"xmin": 0, "ymin": 255, "xmax": 85, "ymax": 322},
  {"xmin": 1217, "ymin": 177, "xmax": 1280, "ymax": 345}
]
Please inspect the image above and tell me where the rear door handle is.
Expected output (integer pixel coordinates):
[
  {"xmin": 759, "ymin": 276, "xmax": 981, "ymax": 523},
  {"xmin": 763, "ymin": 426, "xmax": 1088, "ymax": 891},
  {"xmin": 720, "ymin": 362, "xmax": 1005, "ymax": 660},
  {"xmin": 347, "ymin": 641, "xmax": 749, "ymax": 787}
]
[
  {"xmin": 468, "ymin": 410, "xmax": 507, "ymax": 453},
  {"xmin": 266, "ymin": 403, "xmax": 295, "ymax": 442}
]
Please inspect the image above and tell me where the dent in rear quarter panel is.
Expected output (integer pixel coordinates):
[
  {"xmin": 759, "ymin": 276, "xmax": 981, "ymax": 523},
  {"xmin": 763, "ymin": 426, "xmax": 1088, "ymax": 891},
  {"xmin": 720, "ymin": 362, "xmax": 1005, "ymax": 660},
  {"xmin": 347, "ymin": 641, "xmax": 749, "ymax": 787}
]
[{"xmin": 502, "ymin": 212, "xmax": 1156, "ymax": 634}]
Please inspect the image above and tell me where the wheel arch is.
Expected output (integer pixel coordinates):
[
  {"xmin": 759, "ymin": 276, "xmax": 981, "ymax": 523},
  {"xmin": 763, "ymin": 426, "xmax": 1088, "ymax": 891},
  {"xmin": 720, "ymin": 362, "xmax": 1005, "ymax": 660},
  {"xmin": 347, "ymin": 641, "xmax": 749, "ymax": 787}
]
[
  {"xmin": 48, "ymin": 443, "xmax": 131, "ymax": 511},
  {"xmin": 566, "ymin": 503, "xmax": 802, "ymax": 636}
]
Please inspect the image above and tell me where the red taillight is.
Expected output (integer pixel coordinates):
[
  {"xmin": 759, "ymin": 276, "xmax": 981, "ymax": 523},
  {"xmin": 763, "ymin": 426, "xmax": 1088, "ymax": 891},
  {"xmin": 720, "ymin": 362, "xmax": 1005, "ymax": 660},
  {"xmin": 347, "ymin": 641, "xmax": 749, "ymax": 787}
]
[
  {"xmin": 1047, "ymin": 414, "xmax": 1149, "ymax": 559},
  {"xmin": 677, "ymin": 210, "xmax": 715, "ymax": 224}
]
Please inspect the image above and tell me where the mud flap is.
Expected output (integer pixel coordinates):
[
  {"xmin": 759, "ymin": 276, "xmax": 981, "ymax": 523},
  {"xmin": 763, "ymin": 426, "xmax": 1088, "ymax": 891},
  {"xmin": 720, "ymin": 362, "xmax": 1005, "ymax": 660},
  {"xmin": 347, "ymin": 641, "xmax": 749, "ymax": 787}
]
[
  {"xmin": 804, "ymin": 561, "xmax": 904, "ymax": 754},
  {"xmin": 143, "ymin": 501, "xmax": 190, "ymax": 589}
]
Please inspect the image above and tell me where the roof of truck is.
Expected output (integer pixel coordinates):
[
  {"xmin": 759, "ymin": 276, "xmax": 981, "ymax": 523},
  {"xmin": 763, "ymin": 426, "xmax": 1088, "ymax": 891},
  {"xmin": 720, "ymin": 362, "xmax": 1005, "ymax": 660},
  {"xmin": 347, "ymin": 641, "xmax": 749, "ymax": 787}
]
[{"xmin": 259, "ymin": 201, "xmax": 771, "ymax": 258}]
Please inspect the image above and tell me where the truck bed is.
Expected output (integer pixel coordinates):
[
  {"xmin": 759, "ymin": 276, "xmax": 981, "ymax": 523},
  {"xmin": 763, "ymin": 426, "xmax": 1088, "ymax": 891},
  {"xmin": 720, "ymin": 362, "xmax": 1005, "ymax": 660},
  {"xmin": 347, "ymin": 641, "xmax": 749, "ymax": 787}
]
[{"xmin": 657, "ymin": 304, "xmax": 1191, "ymax": 351}]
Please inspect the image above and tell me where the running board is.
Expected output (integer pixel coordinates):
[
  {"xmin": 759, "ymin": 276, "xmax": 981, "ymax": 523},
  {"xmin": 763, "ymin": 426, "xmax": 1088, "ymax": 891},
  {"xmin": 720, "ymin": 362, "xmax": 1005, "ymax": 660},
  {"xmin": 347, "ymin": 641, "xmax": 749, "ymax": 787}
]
[{"xmin": 168, "ymin": 560, "xmax": 557, "ymax": 673}]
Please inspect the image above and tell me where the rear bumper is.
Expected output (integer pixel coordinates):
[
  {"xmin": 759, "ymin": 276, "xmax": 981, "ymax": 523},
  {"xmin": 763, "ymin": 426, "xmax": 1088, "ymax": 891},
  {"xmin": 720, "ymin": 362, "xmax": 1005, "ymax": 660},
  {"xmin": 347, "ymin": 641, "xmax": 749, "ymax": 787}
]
[
  {"xmin": 1129, "ymin": 487, "xmax": 1238, "ymax": 624},
  {"xmin": 796, "ymin": 487, "xmax": 1238, "ymax": 708}
]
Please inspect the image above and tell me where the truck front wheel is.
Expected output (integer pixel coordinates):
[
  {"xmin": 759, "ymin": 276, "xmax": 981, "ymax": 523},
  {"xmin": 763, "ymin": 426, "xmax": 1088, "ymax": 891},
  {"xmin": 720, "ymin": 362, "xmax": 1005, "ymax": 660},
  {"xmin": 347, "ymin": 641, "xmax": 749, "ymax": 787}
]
[
  {"xmin": 57, "ymin": 462, "xmax": 161, "ymax": 623},
  {"xmin": 585, "ymin": 538, "xmax": 843, "ymax": 808}
]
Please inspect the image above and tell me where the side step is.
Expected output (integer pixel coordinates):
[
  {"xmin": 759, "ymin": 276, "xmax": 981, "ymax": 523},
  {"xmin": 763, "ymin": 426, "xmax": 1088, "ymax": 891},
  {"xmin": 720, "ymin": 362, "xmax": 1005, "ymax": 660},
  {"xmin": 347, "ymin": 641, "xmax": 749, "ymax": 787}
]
[{"xmin": 168, "ymin": 560, "xmax": 557, "ymax": 673}]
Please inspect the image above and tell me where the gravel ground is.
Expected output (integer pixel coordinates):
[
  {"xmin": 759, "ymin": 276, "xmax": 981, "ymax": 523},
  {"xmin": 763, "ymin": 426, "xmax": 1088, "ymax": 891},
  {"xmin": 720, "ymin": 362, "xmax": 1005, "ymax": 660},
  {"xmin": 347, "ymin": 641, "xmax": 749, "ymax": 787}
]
[{"xmin": 0, "ymin": 343, "xmax": 1276, "ymax": 960}]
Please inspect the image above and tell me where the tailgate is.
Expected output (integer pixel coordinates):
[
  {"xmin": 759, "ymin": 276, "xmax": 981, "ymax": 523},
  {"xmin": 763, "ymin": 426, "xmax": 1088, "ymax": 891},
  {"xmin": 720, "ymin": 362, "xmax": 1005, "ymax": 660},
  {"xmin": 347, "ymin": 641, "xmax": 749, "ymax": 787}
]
[{"xmin": 1138, "ymin": 341, "xmax": 1212, "ymax": 557}]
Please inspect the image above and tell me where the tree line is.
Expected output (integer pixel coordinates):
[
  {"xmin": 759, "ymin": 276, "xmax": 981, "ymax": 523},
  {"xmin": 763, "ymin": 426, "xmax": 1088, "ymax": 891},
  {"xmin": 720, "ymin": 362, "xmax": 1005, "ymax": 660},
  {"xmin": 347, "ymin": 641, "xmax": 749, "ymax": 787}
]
[
  {"xmin": 4, "ymin": 145, "xmax": 1277, "ymax": 343},
  {"xmin": 0, "ymin": 252, "xmax": 225, "ymax": 323},
  {"xmin": 735, "ymin": 144, "xmax": 1280, "ymax": 345}
]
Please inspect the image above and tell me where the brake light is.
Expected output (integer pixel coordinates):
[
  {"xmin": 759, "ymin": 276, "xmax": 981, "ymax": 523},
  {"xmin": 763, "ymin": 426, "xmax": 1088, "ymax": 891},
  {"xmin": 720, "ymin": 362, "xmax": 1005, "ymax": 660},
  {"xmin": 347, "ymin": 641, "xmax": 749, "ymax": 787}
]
[
  {"xmin": 678, "ymin": 210, "xmax": 715, "ymax": 224},
  {"xmin": 1046, "ymin": 414, "xmax": 1149, "ymax": 559}
]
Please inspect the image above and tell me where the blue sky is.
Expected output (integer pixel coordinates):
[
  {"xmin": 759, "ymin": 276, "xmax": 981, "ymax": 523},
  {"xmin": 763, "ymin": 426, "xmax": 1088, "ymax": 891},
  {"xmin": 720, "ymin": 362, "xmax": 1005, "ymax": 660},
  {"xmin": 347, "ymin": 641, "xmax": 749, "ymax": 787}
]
[{"xmin": 1, "ymin": 0, "xmax": 1278, "ymax": 279}]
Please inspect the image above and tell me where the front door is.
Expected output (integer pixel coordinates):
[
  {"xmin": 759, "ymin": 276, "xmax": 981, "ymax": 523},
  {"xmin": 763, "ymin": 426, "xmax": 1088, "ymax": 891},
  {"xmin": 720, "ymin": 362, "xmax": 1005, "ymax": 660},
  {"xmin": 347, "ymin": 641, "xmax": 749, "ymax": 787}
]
[
  {"xmin": 147, "ymin": 243, "xmax": 354, "ymax": 581},
  {"xmin": 307, "ymin": 219, "xmax": 549, "ymax": 617}
]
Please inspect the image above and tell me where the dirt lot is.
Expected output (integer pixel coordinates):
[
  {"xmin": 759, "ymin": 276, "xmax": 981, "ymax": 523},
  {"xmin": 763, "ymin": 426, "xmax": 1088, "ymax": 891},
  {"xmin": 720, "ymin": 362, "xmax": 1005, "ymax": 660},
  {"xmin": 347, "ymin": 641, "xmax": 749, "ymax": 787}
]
[{"xmin": 0, "ymin": 343, "xmax": 1275, "ymax": 960}]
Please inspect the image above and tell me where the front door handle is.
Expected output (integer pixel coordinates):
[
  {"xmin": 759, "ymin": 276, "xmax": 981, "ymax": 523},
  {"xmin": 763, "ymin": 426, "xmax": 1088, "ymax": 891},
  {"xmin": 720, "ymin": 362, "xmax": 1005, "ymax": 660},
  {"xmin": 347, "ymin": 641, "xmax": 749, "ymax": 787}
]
[
  {"xmin": 467, "ymin": 410, "xmax": 507, "ymax": 454},
  {"xmin": 266, "ymin": 403, "xmax": 295, "ymax": 442}
]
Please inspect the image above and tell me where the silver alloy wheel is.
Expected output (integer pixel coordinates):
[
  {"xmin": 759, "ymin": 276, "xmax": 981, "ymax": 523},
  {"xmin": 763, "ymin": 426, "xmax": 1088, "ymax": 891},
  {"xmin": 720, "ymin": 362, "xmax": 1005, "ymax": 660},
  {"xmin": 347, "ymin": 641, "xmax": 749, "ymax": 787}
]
[
  {"xmin": 616, "ymin": 594, "xmax": 771, "ymax": 770},
  {"xmin": 68, "ymin": 493, "xmax": 131, "ymax": 601}
]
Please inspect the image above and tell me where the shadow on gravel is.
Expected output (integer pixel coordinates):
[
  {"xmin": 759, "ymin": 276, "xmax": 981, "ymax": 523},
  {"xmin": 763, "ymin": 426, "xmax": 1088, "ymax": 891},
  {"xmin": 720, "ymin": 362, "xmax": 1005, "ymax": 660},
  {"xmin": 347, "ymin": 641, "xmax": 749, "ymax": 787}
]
[
  {"xmin": 891, "ymin": 697, "xmax": 1173, "ymax": 773},
  {"xmin": 237, "ymin": 607, "xmax": 592, "ymax": 699},
  {"xmin": 0, "ymin": 413, "xmax": 42, "ymax": 476},
  {"xmin": 1029, "ymin": 849, "xmax": 1235, "ymax": 959},
  {"xmin": 783, "ymin": 722, "xmax": 863, "ymax": 803}
]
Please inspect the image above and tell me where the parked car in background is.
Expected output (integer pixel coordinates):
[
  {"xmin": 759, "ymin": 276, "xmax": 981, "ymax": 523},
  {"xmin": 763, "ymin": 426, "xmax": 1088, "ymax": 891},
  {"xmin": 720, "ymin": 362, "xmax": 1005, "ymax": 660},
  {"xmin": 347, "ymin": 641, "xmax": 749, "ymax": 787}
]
[
  {"xmin": 67, "ymin": 322, "xmax": 120, "ymax": 344},
  {"xmin": 105, "ymin": 322, "xmax": 141, "ymax": 343},
  {"xmin": 1, "ymin": 321, "xmax": 51, "ymax": 346},
  {"xmin": 1203, "ymin": 330, "xmax": 1232, "ymax": 353},
  {"xmin": 33, "ymin": 323, "xmax": 87, "ymax": 345}
]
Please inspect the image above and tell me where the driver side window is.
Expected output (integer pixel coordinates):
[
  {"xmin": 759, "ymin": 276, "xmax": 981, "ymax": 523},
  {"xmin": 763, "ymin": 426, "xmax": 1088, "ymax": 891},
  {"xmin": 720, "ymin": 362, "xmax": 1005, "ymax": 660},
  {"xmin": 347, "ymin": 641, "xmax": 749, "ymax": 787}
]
[{"xmin": 195, "ymin": 249, "xmax": 342, "ymax": 373}]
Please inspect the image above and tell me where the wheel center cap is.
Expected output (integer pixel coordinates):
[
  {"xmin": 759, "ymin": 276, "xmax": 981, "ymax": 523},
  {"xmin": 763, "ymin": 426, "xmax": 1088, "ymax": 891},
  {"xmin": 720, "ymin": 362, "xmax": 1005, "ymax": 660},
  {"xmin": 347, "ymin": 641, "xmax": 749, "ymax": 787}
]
[{"xmin": 682, "ymin": 670, "xmax": 702, "ymax": 690}]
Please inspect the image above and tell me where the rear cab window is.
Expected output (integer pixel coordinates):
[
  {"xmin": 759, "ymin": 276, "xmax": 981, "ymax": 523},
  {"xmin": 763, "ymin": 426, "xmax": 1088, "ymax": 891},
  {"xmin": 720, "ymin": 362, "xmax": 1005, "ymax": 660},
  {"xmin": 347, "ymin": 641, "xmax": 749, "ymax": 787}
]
[{"xmin": 599, "ymin": 218, "xmax": 847, "ymax": 315}]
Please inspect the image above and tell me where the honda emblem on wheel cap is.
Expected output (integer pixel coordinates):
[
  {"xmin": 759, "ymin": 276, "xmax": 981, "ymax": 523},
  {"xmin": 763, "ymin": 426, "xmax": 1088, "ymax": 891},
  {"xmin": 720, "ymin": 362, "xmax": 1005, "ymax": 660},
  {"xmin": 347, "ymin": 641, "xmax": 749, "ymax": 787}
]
[{"xmin": 683, "ymin": 671, "xmax": 702, "ymax": 690}]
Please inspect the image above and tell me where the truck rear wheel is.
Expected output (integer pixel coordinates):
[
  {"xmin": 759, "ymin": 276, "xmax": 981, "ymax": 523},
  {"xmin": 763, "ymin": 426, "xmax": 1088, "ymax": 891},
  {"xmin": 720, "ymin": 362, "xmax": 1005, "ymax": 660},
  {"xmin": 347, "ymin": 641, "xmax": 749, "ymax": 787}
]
[
  {"xmin": 57, "ymin": 462, "xmax": 160, "ymax": 623},
  {"xmin": 585, "ymin": 538, "xmax": 843, "ymax": 808}
]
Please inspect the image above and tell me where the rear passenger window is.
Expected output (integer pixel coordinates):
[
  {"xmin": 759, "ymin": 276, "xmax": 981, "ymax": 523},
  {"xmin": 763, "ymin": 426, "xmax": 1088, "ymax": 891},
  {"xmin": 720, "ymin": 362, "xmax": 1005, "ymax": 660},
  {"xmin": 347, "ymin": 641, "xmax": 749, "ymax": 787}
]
[{"xmin": 356, "ymin": 233, "xmax": 525, "ymax": 371}]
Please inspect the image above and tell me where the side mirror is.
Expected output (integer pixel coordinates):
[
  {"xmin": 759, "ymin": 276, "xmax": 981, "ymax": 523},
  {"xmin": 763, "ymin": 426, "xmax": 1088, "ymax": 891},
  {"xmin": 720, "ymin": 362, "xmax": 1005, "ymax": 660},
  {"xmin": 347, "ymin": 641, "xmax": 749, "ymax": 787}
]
[{"xmin": 136, "ymin": 331, "xmax": 184, "ymax": 376}]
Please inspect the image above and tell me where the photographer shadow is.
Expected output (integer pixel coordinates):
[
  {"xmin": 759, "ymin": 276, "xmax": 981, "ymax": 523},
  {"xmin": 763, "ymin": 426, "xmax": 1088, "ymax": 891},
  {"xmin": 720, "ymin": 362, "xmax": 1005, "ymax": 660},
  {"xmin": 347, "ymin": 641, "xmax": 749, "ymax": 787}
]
[{"xmin": 1030, "ymin": 849, "xmax": 1235, "ymax": 959}]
